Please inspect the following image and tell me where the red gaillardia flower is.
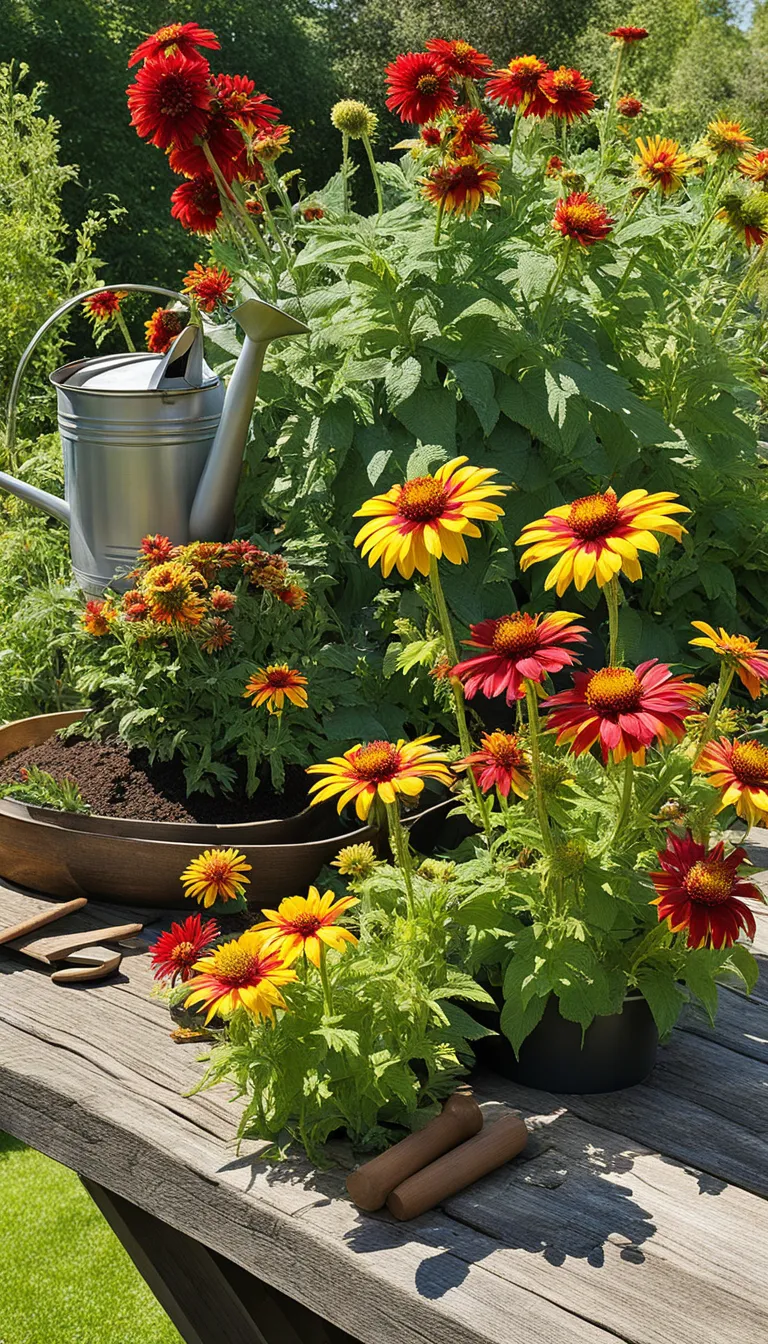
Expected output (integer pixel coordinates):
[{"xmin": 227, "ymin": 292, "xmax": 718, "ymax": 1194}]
[
  {"xmin": 421, "ymin": 124, "xmax": 443, "ymax": 147},
  {"xmin": 421, "ymin": 156, "xmax": 500, "ymax": 217},
  {"xmin": 635, "ymin": 136, "xmax": 693, "ymax": 193},
  {"xmin": 424, "ymin": 38, "xmax": 493, "ymax": 80},
  {"xmin": 141, "ymin": 560, "xmax": 207, "ymax": 627},
  {"xmin": 181, "ymin": 848, "xmax": 252, "ymax": 908},
  {"xmin": 213, "ymin": 74, "xmax": 280, "ymax": 132},
  {"xmin": 608, "ymin": 26, "xmax": 649, "ymax": 43},
  {"xmin": 81, "ymin": 599, "xmax": 114, "ymax": 636},
  {"xmin": 385, "ymin": 51, "xmax": 457, "ymax": 124},
  {"xmin": 83, "ymin": 290, "xmax": 125, "ymax": 321},
  {"xmin": 457, "ymin": 731, "xmax": 531, "ymax": 799},
  {"xmin": 170, "ymin": 175, "xmax": 223, "ymax": 235},
  {"xmin": 617, "ymin": 95, "xmax": 643, "ymax": 119},
  {"xmin": 253, "ymin": 886, "xmax": 359, "ymax": 966},
  {"xmin": 150, "ymin": 913, "xmax": 220, "ymax": 984},
  {"xmin": 354, "ymin": 456, "xmax": 508, "ymax": 580},
  {"xmin": 539, "ymin": 67, "xmax": 596, "ymax": 123},
  {"xmin": 695, "ymin": 737, "xmax": 768, "ymax": 826},
  {"xmin": 485, "ymin": 55, "xmax": 551, "ymax": 118},
  {"xmin": 302, "ymin": 205, "xmax": 325, "ymax": 221},
  {"xmin": 545, "ymin": 154, "xmax": 564, "ymax": 176},
  {"xmin": 690, "ymin": 621, "xmax": 768, "ymax": 699},
  {"xmin": 277, "ymin": 582, "xmax": 308, "ymax": 609},
  {"xmin": 121, "ymin": 588, "xmax": 148, "ymax": 622},
  {"xmin": 449, "ymin": 108, "xmax": 497, "ymax": 156},
  {"xmin": 650, "ymin": 831, "xmax": 761, "ymax": 949},
  {"xmin": 739, "ymin": 148, "xmax": 768, "ymax": 185},
  {"xmin": 452, "ymin": 610, "xmax": 588, "ymax": 704},
  {"xmin": 243, "ymin": 665, "xmax": 308, "ymax": 714},
  {"xmin": 128, "ymin": 22, "xmax": 220, "ymax": 67},
  {"xmin": 542, "ymin": 661, "xmax": 702, "ymax": 764},
  {"xmin": 182, "ymin": 262, "xmax": 233, "ymax": 312},
  {"xmin": 145, "ymin": 307, "xmax": 184, "ymax": 354},
  {"xmin": 251, "ymin": 124, "xmax": 292, "ymax": 163},
  {"xmin": 553, "ymin": 192, "xmax": 614, "ymax": 246},
  {"xmin": 210, "ymin": 587, "xmax": 236, "ymax": 611},
  {"xmin": 307, "ymin": 736, "xmax": 454, "ymax": 820},
  {"xmin": 516, "ymin": 488, "xmax": 689, "ymax": 596},
  {"xmin": 200, "ymin": 617, "xmax": 234, "ymax": 653},
  {"xmin": 168, "ymin": 113, "xmax": 245, "ymax": 182},
  {"xmin": 127, "ymin": 50, "xmax": 212, "ymax": 151},
  {"xmin": 706, "ymin": 118, "xmax": 753, "ymax": 158},
  {"xmin": 139, "ymin": 533, "xmax": 177, "ymax": 566},
  {"xmin": 184, "ymin": 931, "xmax": 297, "ymax": 1023}
]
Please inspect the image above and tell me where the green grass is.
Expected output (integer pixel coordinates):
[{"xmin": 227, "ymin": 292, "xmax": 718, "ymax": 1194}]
[{"xmin": 0, "ymin": 1133, "xmax": 182, "ymax": 1344}]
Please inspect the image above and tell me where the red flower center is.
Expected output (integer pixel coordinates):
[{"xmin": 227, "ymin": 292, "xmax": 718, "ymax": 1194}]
[
  {"xmin": 397, "ymin": 475, "xmax": 449, "ymax": 522},
  {"xmin": 731, "ymin": 740, "xmax": 768, "ymax": 785},
  {"xmin": 266, "ymin": 668, "xmax": 293, "ymax": 688},
  {"xmin": 568, "ymin": 491, "xmax": 620, "ymax": 539},
  {"xmin": 483, "ymin": 731, "xmax": 526, "ymax": 769},
  {"xmin": 492, "ymin": 613, "xmax": 540, "ymax": 658},
  {"xmin": 417, "ymin": 74, "xmax": 440, "ymax": 96},
  {"xmin": 351, "ymin": 741, "xmax": 401, "ymax": 781},
  {"xmin": 683, "ymin": 860, "xmax": 734, "ymax": 905},
  {"xmin": 159, "ymin": 73, "xmax": 200, "ymax": 118},
  {"xmin": 584, "ymin": 667, "xmax": 642, "ymax": 714},
  {"xmin": 212, "ymin": 943, "xmax": 259, "ymax": 985},
  {"xmin": 288, "ymin": 913, "xmax": 323, "ymax": 937}
]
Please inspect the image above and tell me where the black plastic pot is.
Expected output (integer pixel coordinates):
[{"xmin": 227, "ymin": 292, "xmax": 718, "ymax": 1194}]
[{"xmin": 475, "ymin": 991, "xmax": 658, "ymax": 1093}]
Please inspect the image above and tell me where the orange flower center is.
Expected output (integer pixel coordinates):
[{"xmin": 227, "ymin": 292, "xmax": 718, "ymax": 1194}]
[
  {"xmin": 397, "ymin": 475, "xmax": 449, "ymax": 522},
  {"xmin": 288, "ymin": 913, "xmax": 323, "ymax": 937},
  {"xmin": 731, "ymin": 740, "xmax": 768, "ymax": 785},
  {"xmin": 157, "ymin": 24, "xmax": 183, "ymax": 41},
  {"xmin": 482, "ymin": 732, "xmax": 527, "ymax": 769},
  {"xmin": 492, "ymin": 612, "xmax": 540, "ymax": 658},
  {"xmin": 417, "ymin": 74, "xmax": 441, "ymax": 96},
  {"xmin": 350, "ymin": 741, "xmax": 401, "ymax": 781},
  {"xmin": 203, "ymin": 859, "xmax": 237, "ymax": 887},
  {"xmin": 683, "ymin": 860, "xmax": 734, "ymax": 906},
  {"xmin": 585, "ymin": 667, "xmax": 642, "ymax": 714},
  {"xmin": 564, "ymin": 202, "xmax": 601, "ymax": 229},
  {"xmin": 722, "ymin": 634, "xmax": 756, "ymax": 656},
  {"xmin": 567, "ymin": 491, "xmax": 620, "ymax": 539},
  {"xmin": 212, "ymin": 942, "xmax": 259, "ymax": 985},
  {"xmin": 171, "ymin": 940, "xmax": 195, "ymax": 963}
]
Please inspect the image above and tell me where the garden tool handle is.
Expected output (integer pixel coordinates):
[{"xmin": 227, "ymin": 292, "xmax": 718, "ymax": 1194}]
[
  {"xmin": 51, "ymin": 946, "xmax": 123, "ymax": 984},
  {"xmin": 346, "ymin": 1092, "xmax": 483, "ymax": 1211},
  {"xmin": 0, "ymin": 896, "xmax": 87, "ymax": 946},
  {"xmin": 9, "ymin": 921, "xmax": 143, "ymax": 962},
  {"xmin": 386, "ymin": 1112, "xmax": 528, "ymax": 1222},
  {"xmin": 5, "ymin": 284, "xmax": 187, "ymax": 457}
]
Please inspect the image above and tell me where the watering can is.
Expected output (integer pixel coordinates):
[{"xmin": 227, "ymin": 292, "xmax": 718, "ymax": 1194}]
[{"xmin": 1, "ymin": 283, "xmax": 308, "ymax": 593}]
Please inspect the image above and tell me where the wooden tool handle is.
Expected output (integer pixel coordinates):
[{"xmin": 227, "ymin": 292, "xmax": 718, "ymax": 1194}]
[
  {"xmin": 12, "ymin": 922, "xmax": 143, "ymax": 962},
  {"xmin": 386, "ymin": 1112, "xmax": 528, "ymax": 1222},
  {"xmin": 51, "ymin": 949, "xmax": 123, "ymax": 984},
  {"xmin": 347, "ymin": 1092, "xmax": 483, "ymax": 1212},
  {"xmin": 0, "ymin": 897, "xmax": 87, "ymax": 946}
]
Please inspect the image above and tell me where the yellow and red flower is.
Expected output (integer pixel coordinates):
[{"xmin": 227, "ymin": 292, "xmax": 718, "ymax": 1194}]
[
  {"xmin": 180, "ymin": 847, "xmax": 252, "ymax": 908},
  {"xmin": 252, "ymin": 124, "xmax": 292, "ymax": 163},
  {"xmin": 385, "ymin": 51, "xmax": 457, "ymax": 124},
  {"xmin": 695, "ymin": 737, "xmax": 768, "ymax": 826},
  {"xmin": 452, "ymin": 611, "xmax": 587, "ymax": 703},
  {"xmin": 276, "ymin": 582, "xmax": 308, "ymax": 610},
  {"xmin": 739, "ymin": 148, "xmax": 768, "ymax": 185},
  {"xmin": 617, "ymin": 95, "xmax": 643, "ymax": 119},
  {"xmin": 425, "ymin": 38, "xmax": 492, "ymax": 80},
  {"xmin": 690, "ymin": 621, "xmax": 768, "ymax": 699},
  {"xmin": 457, "ymin": 731, "xmax": 531, "ymax": 800},
  {"xmin": 545, "ymin": 154, "xmax": 564, "ymax": 177},
  {"xmin": 552, "ymin": 192, "xmax": 614, "ymax": 246},
  {"xmin": 542, "ymin": 661, "xmax": 701, "ymax": 764},
  {"xmin": 539, "ymin": 66, "xmax": 596, "ymax": 123},
  {"xmin": 121, "ymin": 588, "xmax": 149, "ymax": 622},
  {"xmin": 516, "ymin": 487, "xmax": 689, "ymax": 596},
  {"xmin": 717, "ymin": 187, "xmax": 768, "ymax": 249},
  {"xmin": 243, "ymin": 664, "xmax": 308, "ymax": 714},
  {"xmin": 170, "ymin": 175, "xmax": 223, "ymax": 235},
  {"xmin": 142, "ymin": 560, "xmax": 207, "ymax": 626},
  {"xmin": 706, "ymin": 118, "xmax": 753, "ymax": 158},
  {"xmin": 184, "ymin": 931, "xmax": 297, "ymax": 1023},
  {"xmin": 307, "ymin": 735, "xmax": 453, "ymax": 820},
  {"xmin": 253, "ymin": 886, "xmax": 358, "ymax": 966},
  {"xmin": 210, "ymin": 587, "xmax": 236, "ymax": 612},
  {"xmin": 139, "ymin": 533, "xmax": 177, "ymax": 566},
  {"xmin": 182, "ymin": 262, "xmax": 233, "ymax": 312},
  {"xmin": 145, "ymin": 307, "xmax": 184, "ymax": 354},
  {"xmin": 128, "ymin": 50, "xmax": 212, "ymax": 150},
  {"xmin": 200, "ymin": 617, "xmax": 234, "ymax": 653},
  {"xmin": 213, "ymin": 73, "xmax": 279, "ymax": 133},
  {"xmin": 421, "ymin": 156, "xmax": 500, "ymax": 217},
  {"xmin": 635, "ymin": 135, "xmax": 693, "ymax": 193},
  {"xmin": 651, "ymin": 831, "xmax": 761, "ymax": 949},
  {"xmin": 83, "ymin": 290, "xmax": 125, "ymax": 322},
  {"xmin": 81, "ymin": 598, "xmax": 114, "ymax": 636},
  {"xmin": 448, "ymin": 108, "xmax": 497, "ymax": 156},
  {"xmin": 354, "ymin": 455, "xmax": 508, "ymax": 580},
  {"xmin": 485, "ymin": 55, "xmax": 551, "ymax": 118},
  {"xmin": 128, "ymin": 21, "xmax": 220, "ymax": 68},
  {"xmin": 608, "ymin": 26, "xmax": 649, "ymax": 43},
  {"xmin": 150, "ymin": 912, "xmax": 220, "ymax": 985}
]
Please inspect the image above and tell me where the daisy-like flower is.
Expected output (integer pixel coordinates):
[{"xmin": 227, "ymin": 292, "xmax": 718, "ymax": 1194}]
[
  {"xmin": 421, "ymin": 124, "xmax": 443, "ymax": 147},
  {"xmin": 142, "ymin": 560, "xmax": 207, "ymax": 626},
  {"xmin": 182, "ymin": 262, "xmax": 233, "ymax": 312},
  {"xmin": 717, "ymin": 186, "xmax": 768, "ymax": 249},
  {"xmin": 516, "ymin": 487, "xmax": 689, "ymax": 596},
  {"xmin": 330, "ymin": 98, "xmax": 378, "ymax": 140},
  {"xmin": 354, "ymin": 455, "xmax": 508, "ymax": 580},
  {"xmin": 452, "ymin": 610, "xmax": 588, "ymax": 704},
  {"xmin": 83, "ymin": 290, "xmax": 126, "ymax": 322},
  {"xmin": 690, "ymin": 621, "xmax": 768, "ymax": 698},
  {"xmin": 457, "ymin": 731, "xmax": 531, "ymax": 799},
  {"xmin": 307, "ymin": 735, "xmax": 454, "ymax": 820},
  {"xmin": 213, "ymin": 74, "xmax": 279, "ymax": 132},
  {"xmin": 200, "ymin": 617, "xmax": 233, "ymax": 653},
  {"xmin": 695, "ymin": 737, "xmax": 768, "ymax": 826},
  {"xmin": 253, "ymin": 886, "xmax": 358, "ymax": 966},
  {"xmin": 170, "ymin": 175, "xmax": 223, "ymax": 235},
  {"xmin": 608, "ymin": 26, "xmax": 649, "ymax": 43},
  {"xmin": 276, "ymin": 583, "xmax": 308, "ymax": 610},
  {"xmin": 210, "ymin": 587, "xmax": 236, "ymax": 611},
  {"xmin": 139, "ymin": 533, "xmax": 176, "ymax": 566},
  {"xmin": 184, "ymin": 931, "xmax": 297, "ymax": 1023},
  {"xmin": 150, "ymin": 913, "xmax": 220, "ymax": 985},
  {"xmin": 81, "ymin": 598, "xmax": 114, "ymax": 636},
  {"xmin": 425, "ymin": 38, "xmax": 493, "ymax": 80},
  {"xmin": 542, "ymin": 661, "xmax": 702, "ymax": 764},
  {"xmin": 617, "ymin": 95, "xmax": 643, "ymax": 119},
  {"xmin": 127, "ymin": 50, "xmax": 212, "ymax": 150},
  {"xmin": 145, "ymin": 307, "xmax": 184, "ymax": 354},
  {"xmin": 650, "ymin": 831, "xmax": 761, "ymax": 949},
  {"xmin": 332, "ymin": 842, "xmax": 378, "ymax": 880},
  {"xmin": 545, "ymin": 154, "xmax": 564, "ymax": 177},
  {"xmin": 128, "ymin": 21, "xmax": 220, "ymax": 67},
  {"xmin": 739, "ymin": 148, "xmax": 768, "ymax": 186},
  {"xmin": 706, "ymin": 118, "xmax": 753, "ymax": 158},
  {"xmin": 252, "ymin": 124, "xmax": 292, "ymax": 163},
  {"xmin": 385, "ymin": 51, "xmax": 457, "ymax": 125},
  {"xmin": 635, "ymin": 135, "xmax": 693, "ymax": 193},
  {"xmin": 168, "ymin": 112, "xmax": 244, "ymax": 181},
  {"xmin": 448, "ymin": 108, "xmax": 497, "ymax": 156},
  {"xmin": 243, "ymin": 665, "xmax": 308, "ymax": 714},
  {"xmin": 421, "ymin": 156, "xmax": 500, "ymax": 218},
  {"xmin": 552, "ymin": 192, "xmax": 614, "ymax": 246},
  {"xmin": 181, "ymin": 847, "xmax": 252, "ymax": 908},
  {"xmin": 539, "ymin": 67, "xmax": 596, "ymax": 123},
  {"xmin": 485, "ymin": 55, "xmax": 551, "ymax": 118}
]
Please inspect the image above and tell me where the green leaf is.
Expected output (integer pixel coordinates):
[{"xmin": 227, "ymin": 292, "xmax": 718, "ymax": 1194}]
[
  {"xmin": 635, "ymin": 968, "xmax": 685, "ymax": 1039},
  {"xmin": 682, "ymin": 949, "xmax": 720, "ymax": 1024},
  {"xmin": 313, "ymin": 1025, "xmax": 361, "ymax": 1056},
  {"xmin": 394, "ymin": 387, "xmax": 456, "ymax": 452},
  {"xmin": 500, "ymin": 989, "xmax": 548, "ymax": 1057},
  {"xmin": 440, "ymin": 1000, "xmax": 496, "ymax": 1042},
  {"xmin": 385, "ymin": 355, "xmax": 422, "ymax": 409},
  {"xmin": 719, "ymin": 941, "xmax": 759, "ymax": 995},
  {"xmin": 452, "ymin": 361, "xmax": 500, "ymax": 436}
]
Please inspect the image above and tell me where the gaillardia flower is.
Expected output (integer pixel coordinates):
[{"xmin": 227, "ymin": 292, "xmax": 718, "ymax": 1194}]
[
  {"xmin": 200, "ymin": 617, "xmax": 234, "ymax": 653},
  {"xmin": 213, "ymin": 73, "xmax": 279, "ymax": 132},
  {"xmin": 182, "ymin": 263, "xmax": 233, "ymax": 311},
  {"xmin": 83, "ymin": 290, "xmax": 125, "ymax": 321},
  {"xmin": 542, "ymin": 661, "xmax": 701, "ymax": 764},
  {"xmin": 695, "ymin": 737, "xmax": 768, "ymax": 826},
  {"xmin": 243, "ymin": 665, "xmax": 308, "ymax": 714},
  {"xmin": 139, "ymin": 533, "xmax": 176, "ymax": 566},
  {"xmin": 608, "ymin": 26, "xmax": 649, "ymax": 42},
  {"xmin": 617, "ymin": 95, "xmax": 643, "ymax": 119},
  {"xmin": 142, "ymin": 560, "xmax": 206, "ymax": 626},
  {"xmin": 539, "ymin": 67, "xmax": 596, "ymax": 122},
  {"xmin": 184, "ymin": 931, "xmax": 297, "ymax": 1023},
  {"xmin": 332, "ymin": 842, "xmax": 377, "ymax": 880},
  {"xmin": 252, "ymin": 124, "xmax": 292, "ymax": 162},
  {"xmin": 457, "ymin": 731, "xmax": 531, "ymax": 799},
  {"xmin": 425, "ymin": 38, "xmax": 493, "ymax": 80},
  {"xmin": 150, "ymin": 913, "xmax": 220, "ymax": 985},
  {"xmin": 651, "ymin": 831, "xmax": 760, "ymax": 949},
  {"xmin": 127, "ymin": 50, "xmax": 212, "ymax": 150},
  {"xmin": 635, "ymin": 136, "xmax": 692, "ymax": 193},
  {"xmin": 330, "ymin": 99, "xmax": 378, "ymax": 139},
  {"xmin": 145, "ymin": 307, "xmax": 184, "ymax": 354},
  {"xmin": 485, "ymin": 55, "xmax": 550, "ymax": 118},
  {"xmin": 81, "ymin": 599, "xmax": 114, "ymax": 636},
  {"xmin": 307, "ymin": 735, "xmax": 453, "ymax": 820},
  {"xmin": 452, "ymin": 610, "xmax": 587, "ymax": 704},
  {"xmin": 516, "ymin": 487, "xmax": 689, "ymax": 596},
  {"xmin": 180, "ymin": 847, "xmax": 252, "ymax": 908},
  {"xmin": 385, "ymin": 52, "xmax": 457, "ymax": 124},
  {"xmin": 739, "ymin": 148, "xmax": 768, "ymax": 186},
  {"xmin": 171, "ymin": 175, "xmax": 223, "ymax": 235},
  {"xmin": 706, "ymin": 118, "xmax": 753, "ymax": 158},
  {"xmin": 690, "ymin": 621, "xmax": 768, "ymax": 698},
  {"xmin": 717, "ymin": 187, "xmax": 768, "ymax": 249},
  {"xmin": 552, "ymin": 192, "xmax": 614, "ymax": 246},
  {"xmin": 128, "ymin": 21, "xmax": 220, "ymax": 67},
  {"xmin": 253, "ymin": 887, "xmax": 358, "ymax": 966},
  {"xmin": 448, "ymin": 108, "xmax": 497, "ymax": 156},
  {"xmin": 354, "ymin": 456, "xmax": 508, "ymax": 579},
  {"xmin": 421, "ymin": 157, "xmax": 500, "ymax": 217}
]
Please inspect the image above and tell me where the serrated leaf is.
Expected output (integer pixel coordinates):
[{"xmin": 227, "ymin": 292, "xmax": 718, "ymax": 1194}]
[
  {"xmin": 385, "ymin": 355, "xmax": 422, "ymax": 409},
  {"xmin": 452, "ymin": 360, "xmax": 500, "ymax": 436},
  {"xmin": 635, "ymin": 969, "xmax": 685, "ymax": 1039}
]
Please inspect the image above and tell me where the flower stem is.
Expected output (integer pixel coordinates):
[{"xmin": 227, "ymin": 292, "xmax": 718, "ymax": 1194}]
[
  {"xmin": 608, "ymin": 754, "xmax": 634, "ymax": 850},
  {"xmin": 629, "ymin": 917, "xmax": 671, "ymax": 977},
  {"xmin": 523, "ymin": 680, "xmax": 554, "ymax": 856},
  {"xmin": 509, "ymin": 105, "xmax": 523, "ymax": 163},
  {"xmin": 265, "ymin": 161, "xmax": 295, "ymax": 233},
  {"xmin": 713, "ymin": 242, "xmax": 768, "ymax": 337},
  {"xmin": 539, "ymin": 241, "xmax": 571, "ymax": 327},
  {"xmin": 385, "ymin": 800, "xmax": 416, "ymax": 920},
  {"xmin": 341, "ymin": 132, "xmax": 351, "ymax": 214},
  {"xmin": 115, "ymin": 310, "xmax": 136, "ymax": 353},
  {"xmin": 605, "ymin": 574, "xmax": 621, "ymax": 665},
  {"xmin": 697, "ymin": 662, "xmax": 735, "ymax": 751},
  {"xmin": 362, "ymin": 133, "xmax": 384, "ymax": 216},
  {"xmin": 598, "ymin": 42, "xmax": 624, "ymax": 178},
  {"xmin": 434, "ymin": 197, "xmax": 446, "ymax": 246},
  {"xmin": 318, "ymin": 943, "xmax": 334, "ymax": 1017}
]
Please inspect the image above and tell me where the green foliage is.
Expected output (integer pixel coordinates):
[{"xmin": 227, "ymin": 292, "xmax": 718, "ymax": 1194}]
[{"xmin": 0, "ymin": 763, "xmax": 90, "ymax": 812}]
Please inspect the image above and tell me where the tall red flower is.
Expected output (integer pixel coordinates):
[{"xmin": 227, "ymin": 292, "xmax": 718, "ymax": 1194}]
[
  {"xmin": 170, "ymin": 175, "xmax": 223, "ymax": 234},
  {"xmin": 457, "ymin": 731, "xmax": 531, "ymax": 800},
  {"xmin": 213, "ymin": 74, "xmax": 280, "ymax": 131},
  {"xmin": 140, "ymin": 534, "xmax": 177, "ymax": 566},
  {"xmin": 539, "ymin": 67, "xmax": 596, "ymax": 123},
  {"xmin": 542, "ymin": 661, "xmax": 701, "ymax": 764},
  {"xmin": 650, "ymin": 831, "xmax": 760, "ymax": 950},
  {"xmin": 425, "ymin": 38, "xmax": 493, "ymax": 80},
  {"xmin": 608, "ymin": 26, "xmax": 649, "ymax": 43},
  {"xmin": 127, "ymin": 50, "xmax": 212, "ymax": 150},
  {"xmin": 385, "ymin": 52, "xmax": 457, "ymax": 124},
  {"xmin": 553, "ymin": 192, "xmax": 614, "ymax": 246},
  {"xmin": 182, "ymin": 262, "xmax": 233, "ymax": 312},
  {"xmin": 617, "ymin": 95, "xmax": 643, "ymax": 119},
  {"xmin": 452, "ymin": 611, "xmax": 587, "ymax": 704},
  {"xmin": 485, "ymin": 55, "xmax": 551, "ymax": 118},
  {"xmin": 421, "ymin": 157, "xmax": 500, "ymax": 217},
  {"xmin": 168, "ymin": 113, "xmax": 245, "ymax": 181},
  {"xmin": 128, "ymin": 22, "xmax": 220, "ymax": 68},
  {"xmin": 449, "ymin": 108, "xmax": 497, "ymax": 156},
  {"xmin": 150, "ymin": 913, "xmax": 220, "ymax": 984},
  {"xmin": 145, "ymin": 307, "xmax": 184, "ymax": 354},
  {"xmin": 83, "ymin": 290, "xmax": 125, "ymax": 321}
]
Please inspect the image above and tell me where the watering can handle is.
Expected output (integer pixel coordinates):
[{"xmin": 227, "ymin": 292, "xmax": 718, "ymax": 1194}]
[{"xmin": 5, "ymin": 284, "xmax": 188, "ymax": 457}]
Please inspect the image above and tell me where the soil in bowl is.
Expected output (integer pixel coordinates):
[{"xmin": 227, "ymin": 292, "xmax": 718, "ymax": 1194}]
[{"xmin": 0, "ymin": 733, "xmax": 310, "ymax": 824}]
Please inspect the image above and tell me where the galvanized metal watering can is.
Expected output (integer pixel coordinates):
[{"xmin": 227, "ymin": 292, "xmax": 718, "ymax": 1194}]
[{"xmin": 1, "ymin": 284, "xmax": 308, "ymax": 593}]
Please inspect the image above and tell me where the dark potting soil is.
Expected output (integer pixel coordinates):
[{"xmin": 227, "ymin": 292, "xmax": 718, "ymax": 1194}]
[{"xmin": 0, "ymin": 734, "xmax": 310, "ymax": 824}]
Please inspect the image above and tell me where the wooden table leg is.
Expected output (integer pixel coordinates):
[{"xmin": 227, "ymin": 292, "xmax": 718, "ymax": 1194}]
[{"xmin": 81, "ymin": 1178, "xmax": 359, "ymax": 1344}]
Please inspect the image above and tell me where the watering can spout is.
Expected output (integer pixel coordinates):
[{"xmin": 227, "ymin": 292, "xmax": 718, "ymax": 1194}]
[
  {"xmin": 0, "ymin": 470, "xmax": 70, "ymax": 526},
  {"xmin": 189, "ymin": 298, "xmax": 309, "ymax": 540}
]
